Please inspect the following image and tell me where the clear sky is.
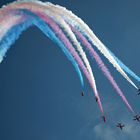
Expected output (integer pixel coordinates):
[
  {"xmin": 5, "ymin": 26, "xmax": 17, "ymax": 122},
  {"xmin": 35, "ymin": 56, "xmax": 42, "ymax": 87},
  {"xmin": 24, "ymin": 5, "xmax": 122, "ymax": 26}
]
[{"xmin": 0, "ymin": 0, "xmax": 140, "ymax": 140}]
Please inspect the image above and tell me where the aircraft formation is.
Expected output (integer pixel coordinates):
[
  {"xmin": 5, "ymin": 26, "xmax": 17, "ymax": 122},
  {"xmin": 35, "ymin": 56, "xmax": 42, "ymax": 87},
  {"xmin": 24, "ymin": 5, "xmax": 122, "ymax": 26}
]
[
  {"xmin": 1, "ymin": 0, "xmax": 140, "ymax": 132},
  {"xmin": 81, "ymin": 92, "xmax": 140, "ymax": 130},
  {"xmin": 116, "ymin": 115, "xmax": 140, "ymax": 130}
]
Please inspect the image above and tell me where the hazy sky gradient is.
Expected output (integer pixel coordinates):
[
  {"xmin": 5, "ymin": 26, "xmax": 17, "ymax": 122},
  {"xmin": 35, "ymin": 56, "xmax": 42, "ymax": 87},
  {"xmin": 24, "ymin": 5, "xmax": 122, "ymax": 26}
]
[{"xmin": 0, "ymin": 0, "xmax": 140, "ymax": 140}]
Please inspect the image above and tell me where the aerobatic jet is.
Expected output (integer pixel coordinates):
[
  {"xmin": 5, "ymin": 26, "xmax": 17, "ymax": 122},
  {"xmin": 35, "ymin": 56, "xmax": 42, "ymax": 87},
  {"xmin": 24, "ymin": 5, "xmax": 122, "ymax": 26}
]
[
  {"xmin": 137, "ymin": 89, "xmax": 140, "ymax": 95},
  {"xmin": 81, "ymin": 92, "xmax": 84, "ymax": 96},
  {"xmin": 95, "ymin": 97, "xmax": 98, "ymax": 102},
  {"xmin": 102, "ymin": 116, "xmax": 106, "ymax": 123},
  {"xmin": 133, "ymin": 115, "xmax": 140, "ymax": 122},
  {"xmin": 116, "ymin": 123, "xmax": 125, "ymax": 130}
]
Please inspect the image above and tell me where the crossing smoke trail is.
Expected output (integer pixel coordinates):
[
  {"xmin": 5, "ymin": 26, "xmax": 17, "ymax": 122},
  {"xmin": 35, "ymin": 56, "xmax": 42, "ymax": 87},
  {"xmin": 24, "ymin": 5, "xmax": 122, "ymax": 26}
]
[{"xmin": 0, "ymin": 0, "xmax": 139, "ymax": 117}]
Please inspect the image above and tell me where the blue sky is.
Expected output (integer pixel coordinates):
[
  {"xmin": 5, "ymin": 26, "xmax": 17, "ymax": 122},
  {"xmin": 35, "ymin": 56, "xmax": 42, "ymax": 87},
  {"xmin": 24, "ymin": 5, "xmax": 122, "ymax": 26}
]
[{"xmin": 0, "ymin": 0, "xmax": 140, "ymax": 140}]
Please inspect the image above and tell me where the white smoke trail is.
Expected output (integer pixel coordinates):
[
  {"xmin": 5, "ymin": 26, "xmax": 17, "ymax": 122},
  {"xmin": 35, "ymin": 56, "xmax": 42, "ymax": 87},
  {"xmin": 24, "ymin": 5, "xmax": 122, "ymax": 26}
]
[
  {"xmin": 2, "ymin": 0, "xmax": 101, "ymax": 104},
  {"xmin": 47, "ymin": 3, "xmax": 138, "ymax": 90},
  {"xmin": 50, "ymin": 15, "xmax": 99, "ymax": 96}
]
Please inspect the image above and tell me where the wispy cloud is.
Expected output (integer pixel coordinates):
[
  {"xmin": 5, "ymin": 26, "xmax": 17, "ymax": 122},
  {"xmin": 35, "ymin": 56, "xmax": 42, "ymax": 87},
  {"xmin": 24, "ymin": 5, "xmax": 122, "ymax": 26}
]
[
  {"xmin": 92, "ymin": 114, "xmax": 140, "ymax": 140},
  {"xmin": 93, "ymin": 124, "xmax": 117, "ymax": 140},
  {"xmin": 77, "ymin": 95, "xmax": 140, "ymax": 140}
]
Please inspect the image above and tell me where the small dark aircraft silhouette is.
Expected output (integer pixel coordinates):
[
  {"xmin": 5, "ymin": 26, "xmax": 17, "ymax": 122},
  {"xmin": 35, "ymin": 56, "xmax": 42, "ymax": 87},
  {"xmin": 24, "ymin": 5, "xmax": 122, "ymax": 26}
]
[
  {"xmin": 102, "ymin": 116, "xmax": 106, "ymax": 123},
  {"xmin": 116, "ymin": 123, "xmax": 125, "ymax": 130},
  {"xmin": 81, "ymin": 92, "xmax": 84, "ymax": 96},
  {"xmin": 95, "ymin": 97, "xmax": 98, "ymax": 102},
  {"xmin": 133, "ymin": 115, "xmax": 140, "ymax": 122},
  {"xmin": 137, "ymin": 89, "xmax": 140, "ymax": 95}
]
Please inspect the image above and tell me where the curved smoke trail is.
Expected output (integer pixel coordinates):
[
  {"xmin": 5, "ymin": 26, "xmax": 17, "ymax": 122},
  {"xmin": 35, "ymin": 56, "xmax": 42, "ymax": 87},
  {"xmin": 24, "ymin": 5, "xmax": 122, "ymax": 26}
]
[
  {"xmin": 0, "ymin": 5, "xmax": 104, "ymax": 114},
  {"xmin": 72, "ymin": 27, "xmax": 134, "ymax": 113},
  {"xmin": 0, "ymin": 0, "xmax": 139, "ymax": 117},
  {"xmin": 106, "ymin": 48, "xmax": 140, "ymax": 82},
  {"xmin": 49, "ymin": 3, "xmax": 138, "ymax": 89},
  {"xmin": 18, "ymin": 1, "xmax": 104, "ymax": 113}
]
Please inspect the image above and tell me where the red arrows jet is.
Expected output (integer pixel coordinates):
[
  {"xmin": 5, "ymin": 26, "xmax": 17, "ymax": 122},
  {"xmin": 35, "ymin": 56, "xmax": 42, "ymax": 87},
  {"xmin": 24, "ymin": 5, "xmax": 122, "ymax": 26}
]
[{"xmin": 116, "ymin": 123, "xmax": 125, "ymax": 130}]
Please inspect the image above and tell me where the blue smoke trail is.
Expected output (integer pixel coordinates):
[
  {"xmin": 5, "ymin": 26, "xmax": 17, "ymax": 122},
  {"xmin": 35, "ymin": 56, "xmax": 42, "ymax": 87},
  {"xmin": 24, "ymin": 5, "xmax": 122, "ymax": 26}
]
[
  {"xmin": 0, "ymin": 10, "xmax": 84, "ymax": 88},
  {"xmin": 107, "ymin": 48, "xmax": 140, "ymax": 82},
  {"xmin": 0, "ymin": 20, "xmax": 32, "ymax": 62}
]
